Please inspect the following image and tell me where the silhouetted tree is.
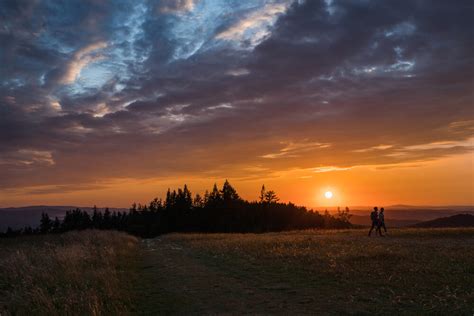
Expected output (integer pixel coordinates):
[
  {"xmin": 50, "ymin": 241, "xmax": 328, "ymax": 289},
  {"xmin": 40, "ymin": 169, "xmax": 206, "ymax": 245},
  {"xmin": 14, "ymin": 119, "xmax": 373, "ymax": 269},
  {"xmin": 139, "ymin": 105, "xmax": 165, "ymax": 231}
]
[
  {"xmin": 264, "ymin": 190, "xmax": 279, "ymax": 204},
  {"xmin": 221, "ymin": 180, "xmax": 240, "ymax": 202},
  {"xmin": 40, "ymin": 212, "xmax": 52, "ymax": 233},
  {"xmin": 103, "ymin": 208, "xmax": 111, "ymax": 229},
  {"xmin": 193, "ymin": 194, "xmax": 204, "ymax": 208},
  {"xmin": 92, "ymin": 205, "xmax": 102, "ymax": 228},
  {"xmin": 206, "ymin": 184, "xmax": 222, "ymax": 207},
  {"xmin": 203, "ymin": 190, "xmax": 210, "ymax": 205},
  {"xmin": 149, "ymin": 198, "xmax": 162, "ymax": 212},
  {"xmin": 337, "ymin": 207, "xmax": 352, "ymax": 223},
  {"xmin": 52, "ymin": 217, "xmax": 61, "ymax": 233},
  {"xmin": 4, "ymin": 180, "xmax": 352, "ymax": 239},
  {"xmin": 259, "ymin": 185, "xmax": 266, "ymax": 203}
]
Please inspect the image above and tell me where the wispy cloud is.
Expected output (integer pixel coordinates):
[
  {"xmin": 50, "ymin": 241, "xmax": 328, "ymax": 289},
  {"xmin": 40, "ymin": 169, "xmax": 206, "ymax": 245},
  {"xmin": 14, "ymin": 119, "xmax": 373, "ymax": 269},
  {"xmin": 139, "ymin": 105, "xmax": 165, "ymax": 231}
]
[
  {"xmin": 159, "ymin": 0, "xmax": 197, "ymax": 14},
  {"xmin": 402, "ymin": 139, "xmax": 473, "ymax": 151},
  {"xmin": 313, "ymin": 166, "xmax": 352, "ymax": 173},
  {"xmin": 261, "ymin": 140, "xmax": 331, "ymax": 159},
  {"xmin": 0, "ymin": 150, "xmax": 55, "ymax": 167},
  {"xmin": 60, "ymin": 42, "xmax": 108, "ymax": 84},
  {"xmin": 353, "ymin": 144, "xmax": 393, "ymax": 153},
  {"xmin": 216, "ymin": 2, "xmax": 291, "ymax": 48}
]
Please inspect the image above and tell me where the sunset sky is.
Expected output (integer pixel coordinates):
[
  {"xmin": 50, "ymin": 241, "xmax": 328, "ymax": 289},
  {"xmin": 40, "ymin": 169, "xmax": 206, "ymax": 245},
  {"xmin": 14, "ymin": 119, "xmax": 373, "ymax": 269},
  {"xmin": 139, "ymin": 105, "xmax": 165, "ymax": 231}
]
[{"xmin": 1, "ymin": 0, "xmax": 473, "ymax": 208}]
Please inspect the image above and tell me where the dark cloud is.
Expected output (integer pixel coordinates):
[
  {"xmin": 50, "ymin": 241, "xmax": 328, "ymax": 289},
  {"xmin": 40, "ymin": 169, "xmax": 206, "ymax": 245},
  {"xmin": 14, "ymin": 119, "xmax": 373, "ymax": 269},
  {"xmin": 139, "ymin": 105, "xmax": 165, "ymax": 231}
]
[{"xmin": 0, "ymin": 0, "xmax": 473, "ymax": 191}]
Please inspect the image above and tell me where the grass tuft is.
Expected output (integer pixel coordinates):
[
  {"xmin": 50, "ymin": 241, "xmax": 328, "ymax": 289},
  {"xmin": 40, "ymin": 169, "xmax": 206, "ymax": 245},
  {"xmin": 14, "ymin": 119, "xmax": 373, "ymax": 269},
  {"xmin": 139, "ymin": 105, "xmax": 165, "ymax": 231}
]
[{"xmin": 0, "ymin": 230, "xmax": 138, "ymax": 315}]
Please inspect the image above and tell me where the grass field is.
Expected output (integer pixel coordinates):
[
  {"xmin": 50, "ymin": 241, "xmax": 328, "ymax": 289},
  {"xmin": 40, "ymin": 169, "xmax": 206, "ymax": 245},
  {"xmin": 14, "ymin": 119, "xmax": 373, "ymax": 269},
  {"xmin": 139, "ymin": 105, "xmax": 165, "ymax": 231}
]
[
  {"xmin": 135, "ymin": 228, "xmax": 474, "ymax": 315},
  {"xmin": 1, "ymin": 229, "xmax": 473, "ymax": 315},
  {"xmin": 0, "ymin": 230, "xmax": 138, "ymax": 315}
]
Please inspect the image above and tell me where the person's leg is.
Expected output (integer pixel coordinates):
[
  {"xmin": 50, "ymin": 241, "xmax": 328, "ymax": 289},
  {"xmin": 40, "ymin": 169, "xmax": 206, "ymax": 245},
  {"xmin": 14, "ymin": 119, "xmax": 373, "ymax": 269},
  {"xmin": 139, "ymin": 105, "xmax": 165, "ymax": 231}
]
[
  {"xmin": 368, "ymin": 222, "xmax": 375, "ymax": 236},
  {"xmin": 377, "ymin": 223, "xmax": 383, "ymax": 236},
  {"xmin": 382, "ymin": 222, "xmax": 387, "ymax": 233}
]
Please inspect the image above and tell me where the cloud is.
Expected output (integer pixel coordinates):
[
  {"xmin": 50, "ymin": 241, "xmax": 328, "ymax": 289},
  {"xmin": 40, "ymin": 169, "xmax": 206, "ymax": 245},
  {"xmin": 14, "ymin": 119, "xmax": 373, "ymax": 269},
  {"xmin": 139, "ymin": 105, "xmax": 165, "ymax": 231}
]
[
  {"xmin": 60, "ymin": 41, "xmax": 108, "ymax": 84},
  {"xmin": 353, "ymin": 145, "xmax": 393, "ymax": 153},
  {"xmin": 226, "ymin": 68, "xmax": 250, "ymax": 76},
  {"xmin": 402, "ymin": 139, "xmax": 473, "ymax": 151},
  {"xmin": 215, "ymin": 2, "xmax": 292, "ymax": 48},
  {"xmin": 0, "ymin": 0, "xmax": 473, "ymax": 195},
  {"xmin": 313, "ymin": 166, "xmax": 352, "ymax": 173},
  {"xmin": 159, "ymin": 0, "xmax": 197, "ymax": 14},
  {"xmin": 261, "ymin": 140, "xmax": 331, "ymax": 159},
  {"xmin": 24, "ymin": 183, "xmax": 106, "ymax": 195},
  {"xmin": 0, "ymin": 149, "xmax": 55, "ymax": 167}
]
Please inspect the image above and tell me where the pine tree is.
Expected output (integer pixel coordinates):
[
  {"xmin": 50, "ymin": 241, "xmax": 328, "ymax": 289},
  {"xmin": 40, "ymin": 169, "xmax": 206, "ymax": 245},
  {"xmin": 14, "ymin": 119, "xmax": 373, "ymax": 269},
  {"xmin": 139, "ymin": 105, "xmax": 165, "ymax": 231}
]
[
  {"xmin": 149, "ymin": 198, "xmax": 162, "ymax": 212},
  {"xmin": 221, "ymin": 180, "xmax": 240, "ymax": 202},
  {"xmin": 92, "ymin": 205, "xmax": 102, "ymax": 228},
  {"xmin": 203, "ymin": 190, "xmax": 210, "ymax": 205},
  {"xmin": 259, "ymin": 185, "xmax": 266, "ymax": 203},
  {"xmin": 207, "ymin": 183, "xmax": 222, "ymax": 206},
  {"xmin": 183, "ymin": 184, "xmax": 193, "ymax": 208},
  {"xmin": 264, "ymin": 190, "xmax": 279, "ymax": 204},
  {"xmin": 193, "ymin": 194, "xmax": 204, "ymax": 208},
  {"xmin": 165, "ymin": 189, "xmax": 172, "ymax": 209},
  {"xmin": 103, "ymin": 208, "xmax": 111, "ymax": 228},
  {"xmin": 52, "ymin": 217, "xmax": 61, "ymax": 233},
  {"xmin": 40, "ymin": 212, "xmax": 52, "ymax": 233}
]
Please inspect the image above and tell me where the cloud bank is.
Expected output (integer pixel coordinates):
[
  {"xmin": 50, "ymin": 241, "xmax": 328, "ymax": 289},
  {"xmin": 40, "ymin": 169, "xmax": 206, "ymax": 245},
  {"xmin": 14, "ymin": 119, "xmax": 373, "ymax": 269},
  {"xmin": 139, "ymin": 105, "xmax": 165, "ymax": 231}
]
[{"xmin": 0, "ymin": 0, "xmax": 473, "ymax": 193}]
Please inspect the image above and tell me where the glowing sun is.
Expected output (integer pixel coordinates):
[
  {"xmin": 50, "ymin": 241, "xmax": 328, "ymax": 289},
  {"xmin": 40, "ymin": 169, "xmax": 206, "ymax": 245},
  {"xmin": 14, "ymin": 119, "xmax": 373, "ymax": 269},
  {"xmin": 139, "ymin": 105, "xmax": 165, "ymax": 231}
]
[{"xmin": 324, "ymin": 191, "xmax": 333, "ymax": 199}]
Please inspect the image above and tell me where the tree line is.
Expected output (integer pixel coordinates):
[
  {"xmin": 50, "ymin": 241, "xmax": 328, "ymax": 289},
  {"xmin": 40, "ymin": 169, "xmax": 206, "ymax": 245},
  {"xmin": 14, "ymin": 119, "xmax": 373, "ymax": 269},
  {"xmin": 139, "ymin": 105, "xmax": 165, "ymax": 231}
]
[{"xmin": 1, "ymin": 181, "xmax": 352, "ymax": 238}]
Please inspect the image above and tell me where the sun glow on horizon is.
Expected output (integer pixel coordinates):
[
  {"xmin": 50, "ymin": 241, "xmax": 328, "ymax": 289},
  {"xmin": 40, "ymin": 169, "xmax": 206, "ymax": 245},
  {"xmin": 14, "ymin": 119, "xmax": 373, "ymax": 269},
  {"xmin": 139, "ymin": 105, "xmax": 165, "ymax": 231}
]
[{"xmin": 325, "ymin": 191, "xmax": 333, "ymax": 199}]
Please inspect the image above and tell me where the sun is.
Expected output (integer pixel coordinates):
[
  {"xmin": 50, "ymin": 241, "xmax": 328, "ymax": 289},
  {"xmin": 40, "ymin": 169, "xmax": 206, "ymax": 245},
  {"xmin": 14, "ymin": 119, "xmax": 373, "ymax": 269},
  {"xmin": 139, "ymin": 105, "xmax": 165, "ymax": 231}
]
[{"xmin": 324, "ymin": 191, "xmax": 333, "ymax": 199}]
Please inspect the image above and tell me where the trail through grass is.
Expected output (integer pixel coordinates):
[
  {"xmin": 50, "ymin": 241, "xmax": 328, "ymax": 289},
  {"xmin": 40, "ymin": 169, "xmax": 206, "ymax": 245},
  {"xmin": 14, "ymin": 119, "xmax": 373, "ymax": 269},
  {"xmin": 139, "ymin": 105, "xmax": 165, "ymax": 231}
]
[{"xmin": 135, "ymin": 228, "xmax": 474, "ymax": 315}]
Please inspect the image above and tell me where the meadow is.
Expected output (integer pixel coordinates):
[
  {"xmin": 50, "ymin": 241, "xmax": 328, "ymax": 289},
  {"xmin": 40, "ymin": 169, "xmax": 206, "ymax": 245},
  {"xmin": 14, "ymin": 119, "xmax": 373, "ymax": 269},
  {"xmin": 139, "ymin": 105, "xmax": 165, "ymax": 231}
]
[
  {"xmin": 0, "ymin": 230, "xmax": 138, "ymax": 315},
  {"xmin": 137, "ymin": 228, "xmax": 474, "ymax": 315},
  {"xmin": 0, "ymin": 228, "xmax": 473, "ymax": 315}
]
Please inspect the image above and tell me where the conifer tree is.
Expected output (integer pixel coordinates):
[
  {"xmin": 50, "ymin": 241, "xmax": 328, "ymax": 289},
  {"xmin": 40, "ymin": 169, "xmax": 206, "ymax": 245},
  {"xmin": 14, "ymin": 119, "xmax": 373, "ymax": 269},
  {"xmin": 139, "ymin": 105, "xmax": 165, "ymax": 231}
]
[
  {"xmin": 52, "ymin": 217, "xmax": 61, "ymax": 232},
  {"xmin": 207, "ymin": 183, "xmax": 222, "ymax": 206},
  {"xmin": 259, "ymin": 185, "xmax": 266, "ymax": 203},
  {"xmin": 165, "ymin": 189, "xmax": 172, "ymax": 209},
  {"xmin": 40, "ymin": 212, "xmax": 52, "ymax": 233},
  {"xmin": 221, "ymin": 180, "xmax": 240, "ymax": 202},
  {"xmin": 183, "ymin": 184, "xmax": 193, "ymax": 208},
  {"xmin": 264, "ymin": 190, "xmax": 279, "ymax": 204},
  {"xmin": 193, "ymin": 194, "xmax": 204, "ymax": 208},
  {"xmin": 92, "ymin": 205, "xmax": 102, "ymax": 228},
  {"xmin": 103, "ymin": 208, "xmax": 111, "ymax": 228}
]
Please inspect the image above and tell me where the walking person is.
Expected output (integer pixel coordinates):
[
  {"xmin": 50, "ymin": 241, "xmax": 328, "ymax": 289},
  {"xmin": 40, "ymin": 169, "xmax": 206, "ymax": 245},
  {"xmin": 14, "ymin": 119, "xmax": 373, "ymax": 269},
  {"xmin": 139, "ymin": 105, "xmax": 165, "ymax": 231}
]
[
  {"xmin": 377, "ymin": 207, "xmax": 387, "ymax": 235},
  {"xmin": 368, "ymin": 207, "xmax": 379, "ymax": 236}
]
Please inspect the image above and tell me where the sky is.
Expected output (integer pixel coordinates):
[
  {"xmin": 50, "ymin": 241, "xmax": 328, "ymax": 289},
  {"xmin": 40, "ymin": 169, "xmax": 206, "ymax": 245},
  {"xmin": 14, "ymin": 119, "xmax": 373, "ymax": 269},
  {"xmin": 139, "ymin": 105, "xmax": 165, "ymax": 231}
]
[{"xmin": 0, "ymin": 0, "xmax": 473, "ymax": 208}]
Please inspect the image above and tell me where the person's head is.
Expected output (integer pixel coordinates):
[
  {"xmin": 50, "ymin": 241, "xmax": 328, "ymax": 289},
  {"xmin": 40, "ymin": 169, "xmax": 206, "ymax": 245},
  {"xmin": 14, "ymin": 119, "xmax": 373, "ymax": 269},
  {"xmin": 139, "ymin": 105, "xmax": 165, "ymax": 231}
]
[
  {"xmin": 380, "ymin": 208, "xmax": 384, "ymax": 212},
  {"xmin": 373, "ymin": 207, "xmax": 378, "ymax": 212}
]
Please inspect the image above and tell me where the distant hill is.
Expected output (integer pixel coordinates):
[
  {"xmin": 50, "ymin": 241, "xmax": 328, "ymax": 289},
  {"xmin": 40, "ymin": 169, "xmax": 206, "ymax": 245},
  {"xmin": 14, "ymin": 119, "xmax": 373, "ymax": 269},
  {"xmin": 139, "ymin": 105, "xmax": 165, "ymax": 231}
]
[
  {"xmin": 349, "ymin": 215, "xmax": 421, "ymax": 227},
  {"xmin": 0, "ymin": 206, "xmax": 128, "ymax": 232},
  {"xmin": 334, "ymin": 206, "xmax": 473, "ymax": 227},
  {"xmin": 344, "ymin": 207, "xmax": 473, "ymax": 222},
  {"xmin": 413, "ymin": 214, "xmax": 474, "ymax": 228}
]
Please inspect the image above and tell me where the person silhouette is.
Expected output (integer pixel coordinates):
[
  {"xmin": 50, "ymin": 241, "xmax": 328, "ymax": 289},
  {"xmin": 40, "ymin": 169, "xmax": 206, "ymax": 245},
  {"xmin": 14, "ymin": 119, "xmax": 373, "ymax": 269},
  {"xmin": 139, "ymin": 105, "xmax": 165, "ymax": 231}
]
[
  {"xmin": 377, "ymin": 207, "xmax": 387, "ymax": 235},
  {"xmin": 368, "ymin": 207, "xmax": 379, "ymax": 236}
]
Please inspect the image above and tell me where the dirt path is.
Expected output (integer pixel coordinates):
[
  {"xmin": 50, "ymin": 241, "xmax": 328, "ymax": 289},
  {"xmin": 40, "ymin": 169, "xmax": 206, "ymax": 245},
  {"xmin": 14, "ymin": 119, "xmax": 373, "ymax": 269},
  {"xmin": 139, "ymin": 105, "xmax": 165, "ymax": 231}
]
[
  {"xmin": 133, "ymin": 236, "xmax": 327, "ymax": 315},
  {"xmin": 131, "ymin": 230, "xmax": 474, "ymax": 315}
]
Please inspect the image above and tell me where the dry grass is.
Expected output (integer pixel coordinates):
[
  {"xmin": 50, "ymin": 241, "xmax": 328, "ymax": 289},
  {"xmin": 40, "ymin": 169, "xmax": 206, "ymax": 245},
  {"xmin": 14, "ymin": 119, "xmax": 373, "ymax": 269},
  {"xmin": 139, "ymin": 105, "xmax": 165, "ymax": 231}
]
[
  {"xmin": 137, "ymin": 228, "xmax": 474, "ymax": 314},
  {"xmin": 0, "ymin": 230, "xmax": 139, "ymax": 315},
  {"xmin": 2, "ymin": 228, "xmax": 472, "ymax": 314}
]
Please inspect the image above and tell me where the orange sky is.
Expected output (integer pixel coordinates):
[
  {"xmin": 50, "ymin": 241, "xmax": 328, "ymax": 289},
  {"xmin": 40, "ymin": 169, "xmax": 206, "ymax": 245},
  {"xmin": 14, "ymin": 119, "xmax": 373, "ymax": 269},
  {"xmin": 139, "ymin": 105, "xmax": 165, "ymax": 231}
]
[
  {"xmin": 1, "ymin": 1, "xmax": 473, "ymax": 209},
  {"xmin": 2, "ymin": 153, "xmax": 472, "ymax": 208}
]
